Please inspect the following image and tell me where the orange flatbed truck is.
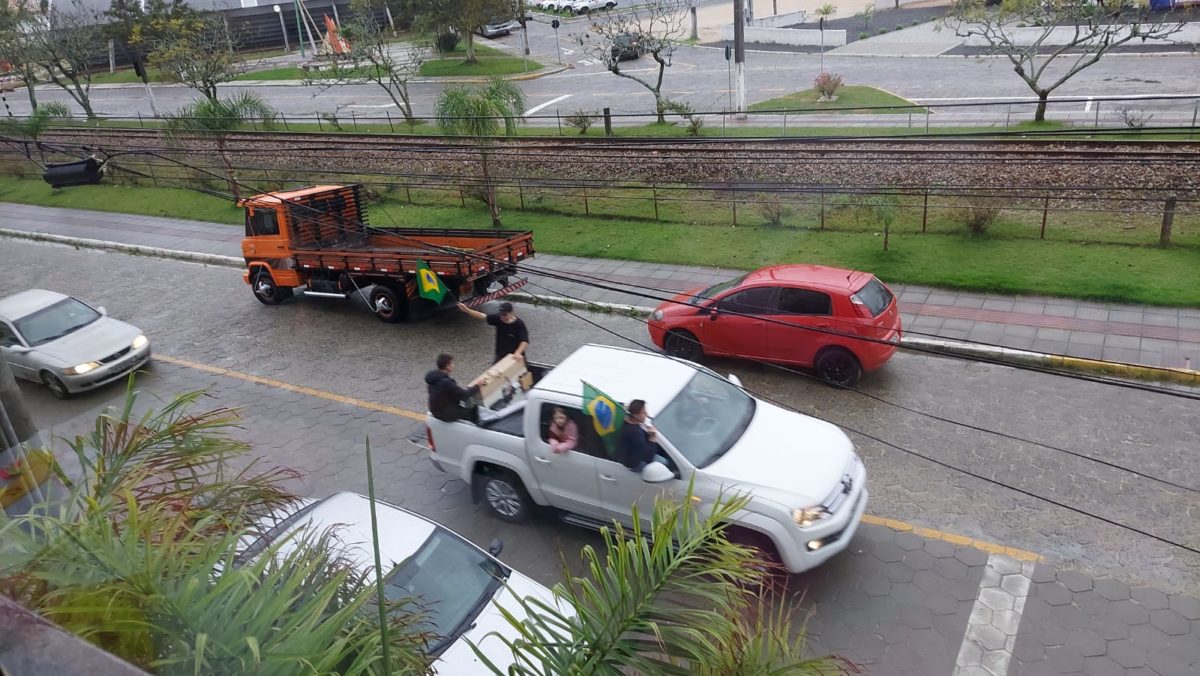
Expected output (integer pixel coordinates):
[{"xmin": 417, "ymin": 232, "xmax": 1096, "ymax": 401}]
[{"xmin": 239, "ymin": 184, "xmax": 535, "ymax": 322}]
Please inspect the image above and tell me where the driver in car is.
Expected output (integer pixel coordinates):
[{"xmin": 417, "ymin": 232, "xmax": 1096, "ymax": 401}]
[{"xmin": 618, "ymin": 400, "xmax": 666, "ymax": 472}]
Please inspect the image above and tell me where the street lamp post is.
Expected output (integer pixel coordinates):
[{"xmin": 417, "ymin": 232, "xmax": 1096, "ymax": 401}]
[
  {"xmin": 293, "ymin": 0, "xmax": 305, "ymax": 57},
  {"xmin": 274, "ymin": 5, "xmax": 290, "ymax": 54}
]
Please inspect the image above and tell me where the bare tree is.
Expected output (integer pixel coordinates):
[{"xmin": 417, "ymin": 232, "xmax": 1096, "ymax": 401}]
[
  {"xmin": 305, "ymin": 14, "xmax": 425, "ymax": 123},
  {"xmin": 150, "ymin": 11, "xmax": 244, "ymax": 102},
  {"xmin": 0, "ymin": 0, "xmax": 40, "ymax": 111},
  {"xmin": 18, "ymin": 0, "xmax": 105, "ymax": 120},
  {"xmin": 946, "ymin": 0, "xmax": 1188, "ymax": 122},
  {"xmin": 583, "ymin": 0, "xmax": 690, "ymax": 123}
]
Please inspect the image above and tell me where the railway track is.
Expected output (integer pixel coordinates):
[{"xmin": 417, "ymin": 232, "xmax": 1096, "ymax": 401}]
[{"xmin": 25, "ymin": 126, "xmax": 1200, "ymax": 199}]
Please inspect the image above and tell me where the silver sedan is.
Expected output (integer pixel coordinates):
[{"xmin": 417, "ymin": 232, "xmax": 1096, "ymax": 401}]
[{"xmin": 0, "ymin": 289, "xmax": 151, "ymax": 398}]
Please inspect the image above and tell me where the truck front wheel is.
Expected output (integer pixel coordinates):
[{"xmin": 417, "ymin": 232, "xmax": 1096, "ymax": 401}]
[
  {"xmin": 476, "ymin": 469, "xmax": 532, "ymax": 523},
  {"xmin": 252, "ymin": 270, "xmax": 293, "ymax": 306},
  {"xmin": 369, "ymin": 284, "xmax": 407, "ymax": 323}
]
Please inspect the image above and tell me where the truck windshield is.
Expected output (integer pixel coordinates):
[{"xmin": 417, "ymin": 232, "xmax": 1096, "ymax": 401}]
[
  {"xmin": 653, "ymin": 371, "xmax": 755, "ymax": 467},
  {"xmin": 383, "ymin": 528, "xmax": 509, "ymax": 655}
]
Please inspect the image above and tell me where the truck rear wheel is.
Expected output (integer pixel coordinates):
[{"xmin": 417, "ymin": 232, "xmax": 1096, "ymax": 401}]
[
  {"xmin": 476, "ymin": 469, "xmax": 532, "ymax": 523},
  {"xmin": 252, "ymin": 270, "xmax": 293, "ymax": 306},
  {"xmin": 369, "ymin": 284, "xmax": 407, "ymax": 323}
]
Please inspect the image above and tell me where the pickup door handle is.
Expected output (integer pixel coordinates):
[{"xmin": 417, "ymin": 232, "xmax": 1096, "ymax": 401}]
[
  {"xmin": 534, "ymin": 456, "xmax": 552, "ymax": 464},
  {"xmin": 599, "ymin": 474, "xmax": 618, "ymax": 482}
]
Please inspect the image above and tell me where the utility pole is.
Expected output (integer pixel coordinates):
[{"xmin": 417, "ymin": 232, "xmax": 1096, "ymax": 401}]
[
  {"xmin": 690, "ymin": 0, "xmax": 698, "ymax": 41},
  {"xmin": 520, "ymin": 1, "xmax": 531, "ymax": 55},
  {"xmin": 733, "ymin": 0, "xmax": 746, "ymax": 119},
  {"xmin": 293, "ymin": 0, "xmax": 305, "ymax": 57}
]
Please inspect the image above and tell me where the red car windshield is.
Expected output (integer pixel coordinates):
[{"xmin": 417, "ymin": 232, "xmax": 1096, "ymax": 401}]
[{"xmin": 691, "ymin": 274, "xmax": 748, "ymax": 305}]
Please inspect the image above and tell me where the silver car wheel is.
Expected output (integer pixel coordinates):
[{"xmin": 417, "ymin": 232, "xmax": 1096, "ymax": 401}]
[{"xmin": 485, "ymin": 478, "xmax": 523, "ymax": 518}]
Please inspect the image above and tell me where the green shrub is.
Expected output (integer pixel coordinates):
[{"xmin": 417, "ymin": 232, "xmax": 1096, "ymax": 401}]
[
  {"xmin": 877, "ymin": 27, "xmax": 888, "ymax": 33},
  {"xmin": 436, "ymin": 31, "xmax": 460, "ymax": 53},
  {"xmin": 858, "ymin": 31, "xmax": 869, "ymax": 39}
]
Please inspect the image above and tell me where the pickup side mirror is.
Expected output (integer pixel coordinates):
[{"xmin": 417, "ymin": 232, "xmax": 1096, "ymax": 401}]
[
  {"xmin": 488, "ymin": 538, "xmax": 504, "ymax": 557},
  {"xmin": 641, "ymin": 462, "xmax": 674, "ymax": 484},
  {"xmin": 96, "ymin": 306, "xmax": 107, "ymax": 316},
  {"xmin": 727, "ymin": 373, "xmax": 742, "ymax": 388}
]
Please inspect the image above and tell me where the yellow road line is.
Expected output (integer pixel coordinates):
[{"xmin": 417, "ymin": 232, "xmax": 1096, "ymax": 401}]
[
  {"xmin": 154, "ymin": 354, "xmax": 426, "ymax": 421},
  {"xmin": 862, "ymin": 515, "xmax": 1042, "ymax": 562},
  {"xmin": 157, "ymin": 354, "xmax": 1042, "ymax": 561}
]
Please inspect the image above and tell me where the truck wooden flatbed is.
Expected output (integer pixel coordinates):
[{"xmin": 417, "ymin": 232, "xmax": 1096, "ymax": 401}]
[{"xmin": 239, "ymin": 184, "xmax": 534, "ymax": 322}]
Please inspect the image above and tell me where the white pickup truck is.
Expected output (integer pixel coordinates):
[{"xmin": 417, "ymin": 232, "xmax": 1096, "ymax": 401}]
[{"xmin": 424, "ymin": 344, "xmax": 869, "ymax": 574}]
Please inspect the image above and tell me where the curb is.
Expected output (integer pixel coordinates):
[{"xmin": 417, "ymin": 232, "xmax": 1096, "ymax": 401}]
[
  {"xmin": 0, "ymin": 228, "xmax": 243, "ymax": 269},
  {"xmin": 5, "ymin": 228, "xmax": 1197, "ymax": 387}
]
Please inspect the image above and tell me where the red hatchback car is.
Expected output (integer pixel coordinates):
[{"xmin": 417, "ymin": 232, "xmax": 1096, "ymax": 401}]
[{"xmin": 647, "ymin": 264, "xmax": 902, "ymax": 387}]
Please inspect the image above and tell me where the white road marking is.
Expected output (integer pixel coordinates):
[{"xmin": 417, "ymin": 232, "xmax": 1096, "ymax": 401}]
[
  {"xmin": 1083, "ymin": 96, "xmax": 1093, "ymax": 112},
  {"xmin": 347, "ymin": 103, "xmax": 398, "ymax": 108},
  {"xmin": 562, "ymin": 48, "xmax": 576, "ymax": 55},
  {"xmin": 952, "ymin": 554, "xmax": 1034, "ymax": 676},
  {"xmin": 523, "ymin": 94, "xmax": 572, "ymax": 117}
]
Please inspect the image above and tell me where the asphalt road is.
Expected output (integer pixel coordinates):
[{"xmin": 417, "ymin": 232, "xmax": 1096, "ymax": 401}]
[
  {"xmin": 4, "ymin": 239, "xmax": 1198, "ymax": 597},
  {"xmin": 9, "ymin": 19, "xmax": 1200, "ymax": 121}
]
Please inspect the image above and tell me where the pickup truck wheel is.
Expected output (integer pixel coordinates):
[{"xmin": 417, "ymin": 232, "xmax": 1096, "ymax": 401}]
[
  {"xmin": 605, "ymin": 1, "xmax": 615, "ymax": 8},
  {"xmin": 815, "ymin": 347, "xmax": 862, "ymax": 388},
  {"xmin": 369, "ymin": 285, "xmax": 406, "ymax": 323},
  {"xmin": 725, "ymin": 527, "xmax": 784, "ymax": 583},
  {"xmin": 665, "ymin": 330, "xmax": 702, "ymax": 361},
  {"xmin": 252, "ymin": 271, "xmax": 293, "ymax": 306},
  {"xmin": 478, "ymin": 470, "xmax": 532, "ymax": 523}
]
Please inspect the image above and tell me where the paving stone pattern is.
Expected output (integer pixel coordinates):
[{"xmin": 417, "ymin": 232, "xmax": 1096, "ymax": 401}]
[
  {"xmin": 20, "ymin": 356, "xmax": 1200, "ymax": 676},
  {"xmin": 6, "ymin": 202, "xmax": 1195, "ymax": 372}
]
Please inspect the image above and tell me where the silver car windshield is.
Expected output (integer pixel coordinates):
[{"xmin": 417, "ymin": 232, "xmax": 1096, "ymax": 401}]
[
  {"xmin": 654, "ymin": 371, "xmax": 756, "ymax": 467},
  {"xmin": 383, "ymin": 528, "xmax": 509, "ymax": 655},
  {"xmin": 14, "ymin": 298, "xmax": 100, "ymax": 346}
]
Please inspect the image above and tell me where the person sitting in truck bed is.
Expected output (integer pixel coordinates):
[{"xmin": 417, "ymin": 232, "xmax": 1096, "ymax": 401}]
[{"xmin": 426, "ymin": 353, "xmax": 485, "ymax": 423}]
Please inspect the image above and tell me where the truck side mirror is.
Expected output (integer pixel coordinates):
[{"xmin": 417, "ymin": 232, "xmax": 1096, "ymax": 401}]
[
  {"xmin": 488, "ymin": 538, "xmax": 504, "ymax": 557},
  {"xmin": 96, "ymin": 307, "xmax": 107, "ymax": 316},
  {"xmin": 641, "ymin": 462, "xmax": 674, "ymax": 484}
]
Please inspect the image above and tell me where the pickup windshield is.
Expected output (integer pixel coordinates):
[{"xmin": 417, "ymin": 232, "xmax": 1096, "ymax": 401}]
[
  {"xmin": 384, "ymin": 528, "xmax": 509, "ymax": 655},
  {"xmin": 653, "ymin": 371, "xmax": 755, "ymax": 467}
]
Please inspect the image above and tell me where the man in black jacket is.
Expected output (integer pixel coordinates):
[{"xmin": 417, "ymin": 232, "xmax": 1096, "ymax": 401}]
[{"xmin": 426, "ymin": 354, "xmax": 485, "ymax": 423}]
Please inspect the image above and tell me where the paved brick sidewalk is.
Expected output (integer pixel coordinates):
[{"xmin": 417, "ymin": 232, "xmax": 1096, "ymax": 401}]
[{"xmin": 4, "ymin": 202, "xmax": 1198, "ymax": 371}]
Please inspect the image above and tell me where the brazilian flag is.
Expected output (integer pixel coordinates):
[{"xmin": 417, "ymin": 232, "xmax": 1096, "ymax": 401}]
[
  {"xmin": 582, "ymin": 381, "xmax": 624, "ymax": 454},
  {"xmin": 415, "ymin": 260, "xmax": 449, "ymax": 303}
]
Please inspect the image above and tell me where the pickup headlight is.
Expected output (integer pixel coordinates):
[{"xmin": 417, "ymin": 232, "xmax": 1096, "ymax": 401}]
[
  {"xmin": 131, "ymin": 334, "xmax": 148, "ymax": 349},
  {"xmin": 65, "ymin": 361, "xmax": 101, "ymax": 375},
  {"xmin": 792, "ymin": 506, "xmax": 831, "ymax": 529},
  {"xmin": 650, "ymin": 309, "xmax": 664, "ymax": 321}
]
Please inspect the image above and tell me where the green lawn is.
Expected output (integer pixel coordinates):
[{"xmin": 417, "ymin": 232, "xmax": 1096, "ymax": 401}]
[
  {"xmin": 1, "ymin": 175, "xmax": 1195, "ymax": 307},
  {"xmin": 421, "ymin": 40, "xmax": 542, "ymax": 77},
  {"xmin": 749, "ymin": 86, "xmax": 928, "ymax": 114}
]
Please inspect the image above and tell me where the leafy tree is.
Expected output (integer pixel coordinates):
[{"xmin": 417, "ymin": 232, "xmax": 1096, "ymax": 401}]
[
  {"xmin": 408, "ymin": 0, "xmax": 514, "ymax": 63},
  {"xmin": 0, "ymin": 386, "xmax": 432, "ymax": 674},
  {"xmin": 476, "ymin": 487, "xmax": 850, "ymax": 674},
  {"xmin": 149, "ymin": 11, "xmax": 242, "ymax": 102},
  {"xmin": 585, "ymin": 0, "xmax": 690, "ymax": 123},
  {"xmin": 165, "ymin": 92, "xmax": 276, "ymax": 200},
  {"xmin": 105, "ymin": 0, "xmax": 195, "ymax": 116},
  {"xmin": 946, "ymin": 0, "xmax": 1188, "ymax": 122},
  {"xmin": 435, "ymin": 77, "xmax": 526, "ymax": 227},
  {"xmin": 306, "ymin": 7, "xmax": 425, "ymax": 123}
]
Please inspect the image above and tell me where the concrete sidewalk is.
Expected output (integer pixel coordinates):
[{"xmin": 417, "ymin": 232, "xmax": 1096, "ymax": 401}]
[{"xmin": 2, "ymin": 202, "xmax": 1198, "ymax": 375}]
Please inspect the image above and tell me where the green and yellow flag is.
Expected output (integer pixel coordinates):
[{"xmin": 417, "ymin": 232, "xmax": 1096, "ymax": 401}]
[
  {"xmin": 582, "ymin": 381, "xmax": 624, "ymax": 454},
  {"xmin": 416, "ymin": 260, "xmax": 449, "ymax": 303}
]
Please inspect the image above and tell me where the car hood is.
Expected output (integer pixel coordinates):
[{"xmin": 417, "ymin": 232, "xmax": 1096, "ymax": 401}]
[
  {"xmin": 437, "ymin": 570, "xmax": 560, "ymax": 674},
  {"xmin": 34, "ymin": 317, "xmax": 141, "ymax": 365},
  {"xmin": 701, "ymin": 400, "xmax": 854, "ymax": 505}
]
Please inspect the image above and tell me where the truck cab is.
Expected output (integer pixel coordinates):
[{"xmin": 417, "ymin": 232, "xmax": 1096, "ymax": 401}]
[{"xmin": 424, "ymin": 344, "xmax": 869, "ymax": 574}]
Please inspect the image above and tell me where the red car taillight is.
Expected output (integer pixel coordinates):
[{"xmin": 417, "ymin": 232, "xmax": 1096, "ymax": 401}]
[{"xmin": 426, "ymin": 425, "xmax": 436, "ymax": 453}]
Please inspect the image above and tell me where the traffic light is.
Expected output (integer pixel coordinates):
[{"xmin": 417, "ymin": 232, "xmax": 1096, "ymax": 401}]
[{"xmin": 42, "ymin": 157, "xmax": 104, "ymax": 188}]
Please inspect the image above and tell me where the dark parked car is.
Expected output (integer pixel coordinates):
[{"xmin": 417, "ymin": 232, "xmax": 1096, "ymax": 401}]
[{"xmin": 611, "ymin": 33, "xmax": 642, "ymax": 61}]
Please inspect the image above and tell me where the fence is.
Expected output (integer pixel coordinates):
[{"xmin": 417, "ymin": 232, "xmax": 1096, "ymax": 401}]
[{"xmin": 4, "ymin": 145, "xmax": 1192, "ymax": 249}]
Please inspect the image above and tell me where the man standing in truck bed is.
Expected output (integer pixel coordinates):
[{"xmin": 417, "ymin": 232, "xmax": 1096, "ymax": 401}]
[{"xmin": 457, "ymin": 301, "xmax": 530, "ymax": 364}]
